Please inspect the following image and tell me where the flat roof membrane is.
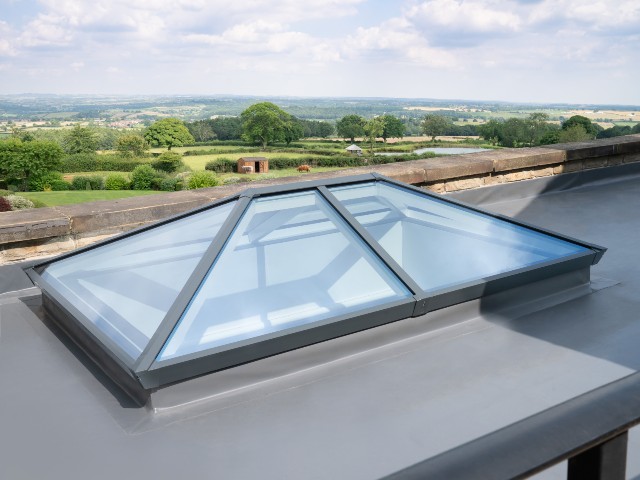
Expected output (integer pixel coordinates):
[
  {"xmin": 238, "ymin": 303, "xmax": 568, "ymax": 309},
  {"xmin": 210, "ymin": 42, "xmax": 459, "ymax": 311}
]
[{"xmin": 28, "ymin": 175, "xmax": 604, "ymax": 399}]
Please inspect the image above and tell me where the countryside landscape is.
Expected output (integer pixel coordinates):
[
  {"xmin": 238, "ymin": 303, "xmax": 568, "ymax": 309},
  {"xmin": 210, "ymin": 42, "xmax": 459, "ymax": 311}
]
[{"xmin": 2, "ymin": 94, "xmax": 639, "ymax": 212}]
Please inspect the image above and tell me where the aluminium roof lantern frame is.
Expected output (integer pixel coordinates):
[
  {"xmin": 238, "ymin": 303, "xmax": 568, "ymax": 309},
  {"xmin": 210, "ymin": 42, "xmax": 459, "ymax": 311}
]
[{"xmin": 26, "ymin": 174, "xmax": 606, "ymax": 403}]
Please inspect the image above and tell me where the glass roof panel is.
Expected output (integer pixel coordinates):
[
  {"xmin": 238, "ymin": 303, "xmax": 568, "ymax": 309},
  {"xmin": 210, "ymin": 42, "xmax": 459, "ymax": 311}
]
[
  {"xmin": 40, "ymin": 201, "xmax": 236, "ymax": 359},
  {"xmin": 158, "ymin": 190, "xmax": 411, "ymax": 361},
  {"xmin": 330, "ymin": 182, "xmax": 588, "ymax": 292}
]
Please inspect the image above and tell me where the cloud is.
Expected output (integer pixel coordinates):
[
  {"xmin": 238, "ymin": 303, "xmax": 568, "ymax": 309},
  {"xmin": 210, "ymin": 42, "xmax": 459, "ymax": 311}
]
[
  {"xmin": 18, "ymin": 14, "xmax": 74, "ymax": 48},
  {"xmin": 405, "ymin": 0, "xmax": 523, "ymax": 47},
  {"xmin": 529, "ymin": 0, "xmax": 640, "ymax": 29},
  {"xmin": 0, "ymin": 21, "xmax": 17, "ymax": 56},
  {"xmin": 344, "ymin": 18, "xmax": 457, "ymax": 68}
]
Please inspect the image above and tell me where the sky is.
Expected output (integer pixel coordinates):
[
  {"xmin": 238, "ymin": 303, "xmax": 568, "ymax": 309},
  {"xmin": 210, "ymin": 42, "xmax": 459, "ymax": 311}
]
[{"xmin": 0, "ymin": 0, "xmax": 638, "ymax": 105}]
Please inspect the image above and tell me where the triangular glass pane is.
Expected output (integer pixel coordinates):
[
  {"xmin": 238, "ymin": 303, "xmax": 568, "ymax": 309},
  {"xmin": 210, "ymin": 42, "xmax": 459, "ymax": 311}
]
[
  {"xmin": 158, "ymin": 190, "xmax": 411, "ymax": 361},
  {"xmin": 329, "ymin": 182, "xmax": 588, "ymax": 292},
  {"xmin": 40, "ymin": 201, "xmax": 236, "ymax": 360}
]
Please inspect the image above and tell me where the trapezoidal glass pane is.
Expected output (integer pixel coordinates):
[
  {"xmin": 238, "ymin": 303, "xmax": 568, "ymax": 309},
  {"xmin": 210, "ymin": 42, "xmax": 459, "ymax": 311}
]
[
  {"xmin": 158, "ymin": 190, "xmax": 411, "ymax": 361},
  {"xmin": 330, "ymin": 182, "xmax": 589, "ymax": 292},
  {"xmin": 40, "ymin": 201, "xmax": 236, "ymax": 360}
]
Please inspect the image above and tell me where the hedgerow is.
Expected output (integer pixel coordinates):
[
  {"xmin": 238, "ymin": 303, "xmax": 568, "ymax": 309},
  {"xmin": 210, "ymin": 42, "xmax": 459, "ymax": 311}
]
[{"xmin": 60, "ymin": 153, "xmax": 150, "ymax": 173}]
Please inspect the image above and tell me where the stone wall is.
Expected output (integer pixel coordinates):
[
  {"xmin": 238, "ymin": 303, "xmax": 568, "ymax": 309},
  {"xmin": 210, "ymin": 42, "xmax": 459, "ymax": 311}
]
[{"xmin": 2, "ymin": 134, "xmax": 639, "ymax": 264}]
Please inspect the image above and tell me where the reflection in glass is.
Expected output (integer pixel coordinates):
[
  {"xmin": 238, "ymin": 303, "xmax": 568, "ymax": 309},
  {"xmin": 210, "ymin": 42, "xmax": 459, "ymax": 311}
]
[
  {"xmin": 330, "ymin": 182, "xmax": 588, "ymax": 292},
  {"xmin": 159, "ymin": 191, "xmax": 410, "ymax": 361},
  {"xmin": 41, "ymin": 202, "xmax": 236, "ymax": 359}
]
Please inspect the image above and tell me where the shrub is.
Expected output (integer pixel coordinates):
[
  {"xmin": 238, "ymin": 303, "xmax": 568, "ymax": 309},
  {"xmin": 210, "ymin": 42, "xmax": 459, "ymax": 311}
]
[
  {"xmin": 151, "ymin": 151, "xmax": 184, "ymax": 173},
  {"xmin": 0, "ymin": 196, "xmax": 11, "ymax": 212},
  {"xmin": 187, "ymin": 171, "xmax": 220, "ymax": 189},
  {"xmin": 105, "ymin": 173, "xmax": 130, "ymax": 191},
  {"xmin": 28, "ymin": 171, "xmax": 67, "ymax": 192},
  {"xmin": 205, "ymin": 158, "xmax": 237, "ymax": 173},
  {"xmin": 6, "ymin": 195, "xmax": 34, "ymax": 210},
  {"xmin": 159, "ymin": 177, "xmax": 182, "ymax": 191},
  {"xmin": 130, "ymin": 164, "xmax": 157, "ymax": 190},
  {"xmin": 50, "ymin": 179, "xmax": 72, "ymax": 191},
  {"xmin": 0, "ymin": 189, "xmax": 12, "ymax": 197},
  {"xmin": 71, "ymin": 175, "xmax": 104, "ymax": 191}
]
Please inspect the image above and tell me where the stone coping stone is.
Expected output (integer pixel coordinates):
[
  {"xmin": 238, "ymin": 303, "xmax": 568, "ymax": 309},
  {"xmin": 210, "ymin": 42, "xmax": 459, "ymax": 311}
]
[
  {"xmin": 542, "ymin": 134, "xmax": 640, "ymax": 161},
  {"xmin": 2, "ymin": 135, "xmax": 640, "ymax": 247},
  {"xmin": 0, "ymin": 207, "xmax": 70, "ymax": 244}
]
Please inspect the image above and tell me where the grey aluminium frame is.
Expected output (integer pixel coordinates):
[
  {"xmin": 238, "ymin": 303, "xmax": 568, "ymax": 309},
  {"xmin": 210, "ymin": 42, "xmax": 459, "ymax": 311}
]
[{"xmin": 26, "ymin": 174, "xmax": 606, "ymax": 400}]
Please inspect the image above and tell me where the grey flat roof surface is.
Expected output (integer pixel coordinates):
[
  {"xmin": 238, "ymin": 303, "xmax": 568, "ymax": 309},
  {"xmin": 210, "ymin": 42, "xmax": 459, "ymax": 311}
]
[{"xmin": 2, "ymin": 165, "xmax": 640, "ymax": 479}]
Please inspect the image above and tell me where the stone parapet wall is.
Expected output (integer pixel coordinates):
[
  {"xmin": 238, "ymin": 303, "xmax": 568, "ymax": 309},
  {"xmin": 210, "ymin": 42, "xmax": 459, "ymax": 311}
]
[{"xmin": 2, "ymin": 134, "xmax": 640, "ymax": 264}]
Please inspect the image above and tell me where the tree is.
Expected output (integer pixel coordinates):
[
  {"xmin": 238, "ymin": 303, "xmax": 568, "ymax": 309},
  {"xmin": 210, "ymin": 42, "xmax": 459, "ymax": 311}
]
[
  {"xmin": 211, "ymin": 117, "xmax": 243, "ymax": 140},
  {"xmin": 187, "ymin": 120, "xmax": 216, "ymax": 142},
  {"xmin": 144, "ymin": 118, "xmax": 194, "ymax": 150},
  {"xmin": 116, "ymin": 134, "xmax": 149, "ymax": 158},
  {"xmin": 499, "ymin": 118, "xmax": 529, "ymax": 147},
  {"xmin": 284, "ymin": 119, "xmax": 304, "ymax": 145},
  {"xmin": 62, "ymin": 124, "xmax": 99, "ymax": 154},
  {"xmin": 558, "ymin": 125, "xmax": 592, "ymax": 143},
  {"xmin": 336, "ymin": 114, "xmax": 365, "ymax": 142},
  {"xmin": 363, "ymin": 117, "xmax": 385, "ymax": 156},
  {"xmin": 524, "ymin": 113, "xmax": 551, "ymax": 147},
  {"xmin": 421, "ymin": 114, "xmax": 450, "ymax": 142},
  {"xmin": 0, "ymin": 138, "xmax": 64, "ymax": 190},
  {"xmin": 478, "ymin": 120, "xmax": 503, "ymax": 146},
  {"xmin": 315, "ymin": 121, "xmax": 335, "ymax": 138},
  {"xmin": 597, "ymin": 125, "xmax": 632, "ymax": 139},
  {"xmin": 632, "ymin": 123, "xmax": 640, "ymax": 134},
  {"xmin": 562, "ymin": 115, "xmax": 600, "ymax": 139},
  {"xmin": 381, "ymin": 115, "xmax": 405, "ymax": 142},
  {"xmin": 240, "ymin": 102, "xmax": 292, "ymax": 148}
]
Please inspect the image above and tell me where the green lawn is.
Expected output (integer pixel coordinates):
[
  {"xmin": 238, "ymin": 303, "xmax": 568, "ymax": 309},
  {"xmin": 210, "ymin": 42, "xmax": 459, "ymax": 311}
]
[{"xmin": 21, "ymin": 190, "xmax": 160, "ymax": 207}]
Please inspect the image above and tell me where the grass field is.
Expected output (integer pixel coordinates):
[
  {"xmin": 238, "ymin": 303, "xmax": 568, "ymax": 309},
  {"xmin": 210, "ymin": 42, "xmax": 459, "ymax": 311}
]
[{"xmin": 20, "ymin": 190, "xmax": 159, "ymax": 206}]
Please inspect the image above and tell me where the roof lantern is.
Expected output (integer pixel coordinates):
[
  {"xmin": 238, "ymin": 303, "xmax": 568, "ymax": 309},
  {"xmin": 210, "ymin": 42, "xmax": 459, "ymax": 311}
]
[{"xmin": 27, "ymin": 174, "xmax": 605, "ymax": 403}]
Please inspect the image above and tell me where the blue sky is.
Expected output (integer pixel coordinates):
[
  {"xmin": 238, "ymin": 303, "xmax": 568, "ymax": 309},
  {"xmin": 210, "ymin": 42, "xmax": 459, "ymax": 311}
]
[{"xmin": 0, "ymin": 0, "xmax": 638, "ymax": 105}]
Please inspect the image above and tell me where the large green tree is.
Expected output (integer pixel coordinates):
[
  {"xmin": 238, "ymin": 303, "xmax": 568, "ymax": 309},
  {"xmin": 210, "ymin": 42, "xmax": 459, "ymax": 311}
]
[
  {"xmin": 381, "ymin": 115, "xmax": 405, "ymax": 142},
  {"xmin": 336, "ymin": 114, "xmax": 365, "ymax": 142},
  {"xmin": 0, "ymin": 138, "xmax": 64, "ymax": 190},
  {"xmin": 558, "ymin": 125, "xmax": 592, "ymax": 143},
  {"xmin": 144, "ymin": 118, "xmax": 194, "ymax": 150},
  {"xmin": 421, "ymin": 114, "xmax": 450, "ymax": 142},
  {"xmin": 240, "ymin": 102, "xmax": 293, "ymax": 148},
  {"xmin": 62, "ymin": 124, "xmax": 99, "ymax": 154},
  {"xmin": 562, "ymin": 115, "xmax": 600, "ymax": 139}
]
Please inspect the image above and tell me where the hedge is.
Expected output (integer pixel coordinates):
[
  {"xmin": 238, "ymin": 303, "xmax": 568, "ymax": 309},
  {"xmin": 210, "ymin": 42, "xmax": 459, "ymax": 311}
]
[
  {"xmin": 60, "ymin": 153, "xmax": 150, "ymax": 173},
  {"xmin": 183, "ymin": 147, "xmax": 259, "ymax": 156}
]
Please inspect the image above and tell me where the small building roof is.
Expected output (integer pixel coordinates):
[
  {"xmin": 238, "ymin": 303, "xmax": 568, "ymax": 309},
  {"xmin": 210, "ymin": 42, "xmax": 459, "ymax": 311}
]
[
  {"xmin": 238, "ymin": 156, "xmax": 268, "ymax": 161},
  {"xmin": 346, "ymin": 144, "xmax": 362, "ymax": 151}
]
